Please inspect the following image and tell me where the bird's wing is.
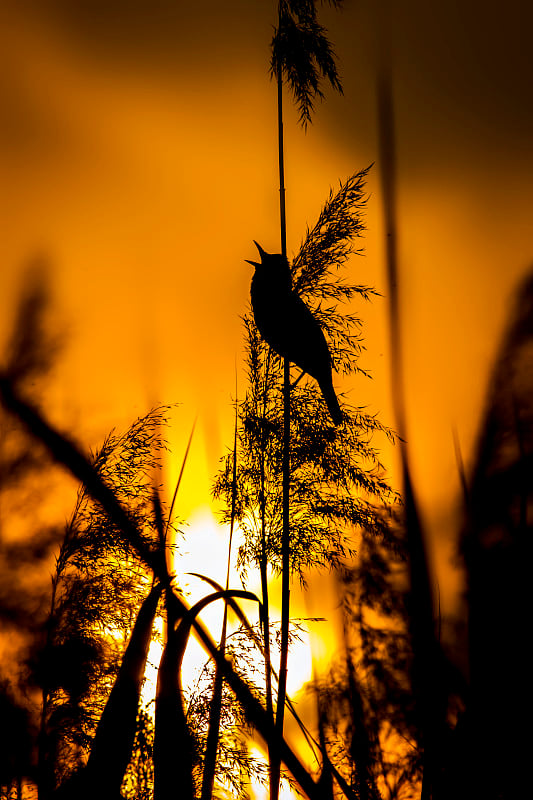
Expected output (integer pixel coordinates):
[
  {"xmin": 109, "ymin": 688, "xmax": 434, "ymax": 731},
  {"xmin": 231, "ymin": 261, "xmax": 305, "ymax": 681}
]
[{"xmin": 282, "ymin": 294, "xmax": 333, "ymax": 380}]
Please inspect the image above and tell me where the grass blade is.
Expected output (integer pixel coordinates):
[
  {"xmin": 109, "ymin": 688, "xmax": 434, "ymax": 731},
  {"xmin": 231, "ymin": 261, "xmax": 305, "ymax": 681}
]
[
  {"xmin": 154, "ymin": 587, "xmax": 194, "ymax": 800},
  {"xmin": 165, "ymin": 420, "xmax": 196, "ymax": 540},
  {"xmin": 86, "ymin": 581, "xmax": 163, "ymax": 796}
]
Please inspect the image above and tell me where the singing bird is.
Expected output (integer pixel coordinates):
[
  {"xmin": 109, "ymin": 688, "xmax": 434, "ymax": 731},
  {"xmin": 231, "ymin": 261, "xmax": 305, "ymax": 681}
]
[{"xmin": 246, "ymin": 240, "xmax": 343, "ymax": 425}]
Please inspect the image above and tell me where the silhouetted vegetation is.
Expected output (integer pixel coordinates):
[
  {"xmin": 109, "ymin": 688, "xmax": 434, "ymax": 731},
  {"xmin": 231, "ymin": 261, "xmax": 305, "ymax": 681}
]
[
  {"xmin": 1, "ymin": 2, "xmax": 531, "ymax": 799},
  {"xmin": 456, "ymin": 269, "xmax": 533, "ymax": 800},
  {"xmin": 1, "ymin": 285, "xmax": 327, "ymax": 799},
  {"xmin": 214, "ymin": 167, "xmax": 399, "ymax": 800}
]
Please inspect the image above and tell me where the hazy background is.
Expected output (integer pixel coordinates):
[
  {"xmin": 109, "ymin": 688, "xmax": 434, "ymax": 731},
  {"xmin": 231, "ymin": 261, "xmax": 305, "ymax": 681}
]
[{"xmin": 2, "ymin": 0, "xmax": 533, "ymax": 626}]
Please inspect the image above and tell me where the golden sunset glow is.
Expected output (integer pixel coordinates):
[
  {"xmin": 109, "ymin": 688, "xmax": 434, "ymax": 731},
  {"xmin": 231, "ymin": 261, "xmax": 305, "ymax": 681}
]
[{"xmin": 2, "ymin": 1, "xmax": 533, "ymax": 798}]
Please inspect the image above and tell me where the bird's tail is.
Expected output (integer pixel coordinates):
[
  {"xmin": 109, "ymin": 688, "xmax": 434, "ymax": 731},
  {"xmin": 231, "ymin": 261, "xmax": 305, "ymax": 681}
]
[{"xmin": 319, "ymin": 375, "xmax": 343, "ymax": 426}]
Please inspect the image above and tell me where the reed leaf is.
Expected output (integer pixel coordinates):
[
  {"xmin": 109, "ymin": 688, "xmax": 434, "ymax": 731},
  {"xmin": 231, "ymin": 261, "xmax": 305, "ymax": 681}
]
[
  {"xmin": 188, "ymin": 573, "xmax": 264, "ymax": 656},
  {"xmin": 155, "ymin": 589, "xmax": 260, "ymax": 800},
  {"xmin": 154, "ymin": 589, "xmax": 193, "ymax": 800},
  {"xmin": 85, "ymin": 581, "xmax": 162, "ymax": 797}
]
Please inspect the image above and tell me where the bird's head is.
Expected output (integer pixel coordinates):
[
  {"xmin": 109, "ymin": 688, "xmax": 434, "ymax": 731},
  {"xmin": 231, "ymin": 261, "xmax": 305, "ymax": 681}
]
[{"xmin": 245, "ymin": 241, "xmax": 292, "ymax": 289}]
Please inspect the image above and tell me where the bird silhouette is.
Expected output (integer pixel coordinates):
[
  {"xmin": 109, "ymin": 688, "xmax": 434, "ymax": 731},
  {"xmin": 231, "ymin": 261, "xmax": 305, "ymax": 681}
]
[{"xmin": 246, "ymin": 240, "xmax": 343, "ymax": 425}]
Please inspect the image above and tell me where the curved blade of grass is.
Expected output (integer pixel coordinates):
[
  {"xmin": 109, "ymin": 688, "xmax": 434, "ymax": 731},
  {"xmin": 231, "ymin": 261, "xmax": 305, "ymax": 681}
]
[
  {"xmin": 155, "ymin": 589, "xmax": 261, "ymax": 800},
  {"xmin": 154, "ymin": 588, "xmax": 194, "ymax": 800},
  {"xmin": 188, "ymin": 573, "xmax": 336, "ymax": 782},
  {"xmin": 86, "ymin": 581, "xmax": 163, "ymax": 795},
  {"xmin": 188, "ymin": 573, "xmax": 264, "ymax": 654},
  {"xmin": 165, "ymin": 419, "xmax": 196, "ymax": 540},
  {"xmin": 178, "ymin": 590, "xmax": 261, "ymax": 650}
]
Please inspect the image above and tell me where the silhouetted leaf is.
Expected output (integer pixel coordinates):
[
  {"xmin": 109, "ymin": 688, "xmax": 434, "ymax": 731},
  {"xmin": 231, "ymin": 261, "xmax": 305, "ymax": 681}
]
[{"xmin": 85, "ymin": 582, "xmax": 162, "ymax": 799}]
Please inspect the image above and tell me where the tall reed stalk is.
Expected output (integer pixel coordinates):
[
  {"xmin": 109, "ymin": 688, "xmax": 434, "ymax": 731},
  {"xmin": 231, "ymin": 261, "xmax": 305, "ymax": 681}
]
[
  {"xmin": 273, "ymin": 27, "xmax": 292, "ymax": 800},
  {"xmin": 268, "ymin": 2, "xmax": 345, "ymax": 793},
  {"xmin": 259, "ymin": 350, "xmax": 275, "ymax": 788}
]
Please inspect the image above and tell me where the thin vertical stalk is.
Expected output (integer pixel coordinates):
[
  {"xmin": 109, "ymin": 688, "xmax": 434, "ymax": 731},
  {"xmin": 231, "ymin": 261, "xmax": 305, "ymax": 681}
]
[
  {"xmin": 273, "ymin": 14, "xmax": 291, "ymax": 792},
  {"xmin": 259, "ymin": 350, "xmax": 275, "ymax": 787},
  {"xmin": 277, "ymin": 60, "xmax": 288, "ymax": 259}
]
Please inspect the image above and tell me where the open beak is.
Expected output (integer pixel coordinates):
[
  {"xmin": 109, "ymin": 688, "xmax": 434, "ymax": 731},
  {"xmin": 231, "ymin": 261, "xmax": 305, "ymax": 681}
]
[
  {"xmin": 253, "ymin": 240, "xmax": 267, "ymax": 258},
  {"xmin": 245, "ymin": 240, "xmax": 266, "ymax": 268}
]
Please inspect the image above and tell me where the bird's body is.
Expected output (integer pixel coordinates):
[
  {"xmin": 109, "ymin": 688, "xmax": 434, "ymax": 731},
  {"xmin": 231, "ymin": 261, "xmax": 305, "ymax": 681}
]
[{"xmin": 247, "ymin": 241, "xmax": 343, "ymax": 425}]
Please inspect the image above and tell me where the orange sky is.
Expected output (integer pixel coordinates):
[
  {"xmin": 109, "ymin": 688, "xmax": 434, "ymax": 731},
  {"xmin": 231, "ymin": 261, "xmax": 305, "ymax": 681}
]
[{"xmin": 2, "ymin": 0, "xmax": 533, "ymax": 652}]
